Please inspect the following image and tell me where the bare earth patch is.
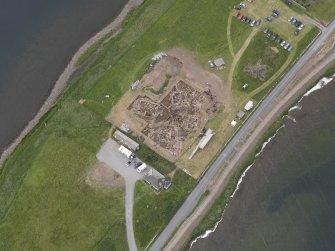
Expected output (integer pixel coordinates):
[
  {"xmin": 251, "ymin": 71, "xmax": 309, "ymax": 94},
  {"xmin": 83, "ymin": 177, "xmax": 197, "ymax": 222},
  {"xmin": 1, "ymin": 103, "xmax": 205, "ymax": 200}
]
[
  {"xmin": 270, "ymin": 46, "xmax": 279, "ymax": 54},
  {"xmin": 244, "ymin": 59, "xmax": 270, "ymax": 81},
  {"xmin": 87, "ymin": 162, "xmax": 125, "ymax": 189}
]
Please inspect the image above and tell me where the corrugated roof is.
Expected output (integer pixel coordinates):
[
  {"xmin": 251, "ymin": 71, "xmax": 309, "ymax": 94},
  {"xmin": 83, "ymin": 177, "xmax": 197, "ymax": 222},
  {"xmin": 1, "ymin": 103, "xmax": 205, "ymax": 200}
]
[{"xmin": 113, "ymin": 130, "xmax": 139, "ymax": 151}]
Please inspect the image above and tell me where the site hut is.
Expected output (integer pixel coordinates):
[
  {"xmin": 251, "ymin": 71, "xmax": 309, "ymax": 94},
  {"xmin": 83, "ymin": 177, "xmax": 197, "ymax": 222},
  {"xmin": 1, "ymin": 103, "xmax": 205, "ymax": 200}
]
[
  {"xmin": 213, "ymin": 58, "xmax": 225, "ymax": 69},
  {"xmin": 244, "ymin": 100, "xmax": 254, "ymax": 111},
  {"xmin": 113, "ymin": 130, "xmax": 139, "ymax": 151},
  {"xmin": 237, "ymin": 111, "xmax": 245, "ymax": 120}
]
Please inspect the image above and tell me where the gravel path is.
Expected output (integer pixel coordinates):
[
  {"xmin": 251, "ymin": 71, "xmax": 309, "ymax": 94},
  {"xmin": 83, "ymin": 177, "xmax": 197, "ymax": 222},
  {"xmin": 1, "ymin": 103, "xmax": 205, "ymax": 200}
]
[{"xmin": 0, "ymin": 0, "xmax": 144, "ymax": 168}]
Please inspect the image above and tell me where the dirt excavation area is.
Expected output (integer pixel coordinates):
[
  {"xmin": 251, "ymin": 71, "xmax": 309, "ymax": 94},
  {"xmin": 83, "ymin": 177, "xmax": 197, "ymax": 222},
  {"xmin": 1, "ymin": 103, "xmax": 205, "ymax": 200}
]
[
  {"xmin": 87, "ymin": 162, "xmax": 125, "ymax": 190},
  {"xmin": 107, "ymin": 48, "xmax": 226, "ymax": 163}
]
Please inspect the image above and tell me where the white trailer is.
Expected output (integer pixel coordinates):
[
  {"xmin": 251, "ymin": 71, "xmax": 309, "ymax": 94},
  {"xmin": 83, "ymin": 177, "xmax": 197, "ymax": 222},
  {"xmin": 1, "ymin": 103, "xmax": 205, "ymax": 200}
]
[
  {"xmin": 244, "ymin": 100, "xmax": 254, "ymax": 111},
  {"xmin": 118, "ymin": 145, "xmax": 135, "ymax": 159},
  {"xmin": 137, "ymin": 163, "xmax": 147, "ymax": 173}
]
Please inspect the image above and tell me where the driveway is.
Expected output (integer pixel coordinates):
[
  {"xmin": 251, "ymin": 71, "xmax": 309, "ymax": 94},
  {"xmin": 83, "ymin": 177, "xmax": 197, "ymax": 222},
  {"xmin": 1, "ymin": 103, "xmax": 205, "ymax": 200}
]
[
  {"xmin": 96, "ymin": 139, "xmax": 164, "ymax": 251},
  {"xmin": 97, "ymin": 139, "xmax": 140, "ymax": 251}
]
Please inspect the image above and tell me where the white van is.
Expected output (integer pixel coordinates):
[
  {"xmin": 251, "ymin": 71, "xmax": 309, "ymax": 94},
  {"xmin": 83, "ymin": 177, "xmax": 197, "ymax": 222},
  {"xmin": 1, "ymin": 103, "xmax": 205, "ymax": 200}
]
[{"xmin": 137, "ymin": 163, "xmax": 147, "ymax": 173}]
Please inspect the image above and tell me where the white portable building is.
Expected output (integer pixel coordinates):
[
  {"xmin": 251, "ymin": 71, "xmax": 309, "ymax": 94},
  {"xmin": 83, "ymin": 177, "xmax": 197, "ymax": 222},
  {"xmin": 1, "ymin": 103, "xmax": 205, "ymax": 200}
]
[
  {"xmin": 137, "ymin": 163, "xmax": 147, "ymax": 173},
  {"xmin": 118, "ymin": 145, "xmax": 134, "ymax": 159},
  {"xmin": 244, "ymin": 101, "xmax": 254, "ymax": 111}
]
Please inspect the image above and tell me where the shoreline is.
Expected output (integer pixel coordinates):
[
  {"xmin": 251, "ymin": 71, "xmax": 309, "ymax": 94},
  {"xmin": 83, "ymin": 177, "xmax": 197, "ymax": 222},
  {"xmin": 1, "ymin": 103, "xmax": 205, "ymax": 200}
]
[
  {"xmin": 164, "ymin": 52, "xmax": 335, "ymax": 251},
  {"xmin": 0, "ymin": 0, "xmax": 144, "ymax": 168}
]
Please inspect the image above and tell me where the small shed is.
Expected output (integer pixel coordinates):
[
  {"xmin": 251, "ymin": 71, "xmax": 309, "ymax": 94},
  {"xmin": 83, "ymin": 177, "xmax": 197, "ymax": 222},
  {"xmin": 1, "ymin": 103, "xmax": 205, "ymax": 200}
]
[
  {"xmin": 113, "ymin": 130, "xmax": 139, "ymax": 151},
  {"xmin": 237, "ymin": 111, "xmax": 245, "ymax": 120},
  {"xmin": 161, "ymin": 178, "xmax": 172, "ymax": 190},
  {"xmin": 214, "ymin": 58, "xmax": 225, "ymax": 69},
  {"xmin": 120, "ymin": 123, "xmax": 131, "ymax": 133},
  {"xmin": 231, "ymin": 120, "xmax": 237, "ymax": 127}
]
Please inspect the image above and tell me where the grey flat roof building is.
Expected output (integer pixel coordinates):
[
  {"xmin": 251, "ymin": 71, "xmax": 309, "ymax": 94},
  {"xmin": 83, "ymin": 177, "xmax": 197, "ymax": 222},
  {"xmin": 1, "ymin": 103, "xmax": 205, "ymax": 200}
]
[
  {"xmin": 214, "ymin": 58, "xmax": 225, "ymax": 67},
  {"xmin": 144, "ymin": 175, "xmax": 163, "ymax": 191},
  {"xmin": 237, "ymin": 111, "xmax": 245, "ymax": 120},
  {"xmin": 113, "ymin": 130, "xmax": 139, "ymax": 151}
]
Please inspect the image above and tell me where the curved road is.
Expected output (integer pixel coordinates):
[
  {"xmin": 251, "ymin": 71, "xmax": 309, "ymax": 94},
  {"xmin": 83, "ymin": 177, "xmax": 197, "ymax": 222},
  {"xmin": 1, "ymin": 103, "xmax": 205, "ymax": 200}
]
[{"xmin": 149, "ymin": 20, "xmax": 335, "ymax": 251}]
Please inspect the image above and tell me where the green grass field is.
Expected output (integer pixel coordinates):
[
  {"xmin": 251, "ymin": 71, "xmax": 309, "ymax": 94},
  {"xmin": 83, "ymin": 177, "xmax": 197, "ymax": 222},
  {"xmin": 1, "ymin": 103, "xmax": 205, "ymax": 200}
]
[
  {"xmin": 286, "ymin": 0, "xmax": 335, "ymax": 24},
  {"xmin": 133, "ymin": 170, "xmax": 196, "ymax": 250},
  {"xmin": 233, "ymin": 32, "xmax": 290, "ymax": 92},
  {"xmin": 0, "ymin": 0, "xmax": 323, "ymax": 249},
  {"xmin": 0, "ymin": 100, "xmax": 128, "ymax": 250}
]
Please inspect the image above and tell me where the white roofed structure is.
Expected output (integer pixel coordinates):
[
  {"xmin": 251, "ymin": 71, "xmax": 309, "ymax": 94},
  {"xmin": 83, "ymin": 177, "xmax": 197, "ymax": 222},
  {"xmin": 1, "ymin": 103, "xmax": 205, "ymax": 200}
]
[{"xmin": 244, "ymin": 100, "xmax": 254, "ymax": 111}]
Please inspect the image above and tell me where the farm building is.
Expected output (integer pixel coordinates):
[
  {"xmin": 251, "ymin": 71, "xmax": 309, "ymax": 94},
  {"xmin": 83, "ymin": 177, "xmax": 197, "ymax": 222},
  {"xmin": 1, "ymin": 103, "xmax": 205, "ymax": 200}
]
[
  {"xmin": 143, "ymin": 175, "xmax": 172, "ymax": 191},
  {"xmin": 113, "ymin": 130, "xmax": 139, "ymax": 151},
  {"xmin": 144, "ymin": 175, "xmax": 163, "ymax": 191}
]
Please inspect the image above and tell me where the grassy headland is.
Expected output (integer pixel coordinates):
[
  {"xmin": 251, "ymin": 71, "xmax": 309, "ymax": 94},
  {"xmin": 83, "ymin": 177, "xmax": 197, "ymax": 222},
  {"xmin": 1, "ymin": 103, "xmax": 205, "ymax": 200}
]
[{"xmin": 0, "ymin": 0, "xmax": 323, "ymax": 249}]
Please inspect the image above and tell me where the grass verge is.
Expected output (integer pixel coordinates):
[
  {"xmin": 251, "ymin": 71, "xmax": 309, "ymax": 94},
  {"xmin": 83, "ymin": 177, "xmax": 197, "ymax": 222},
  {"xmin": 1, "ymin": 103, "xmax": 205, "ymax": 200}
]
[{"xmin": 133, "ymin": 170, "xmax": 196, "ymax": 250}]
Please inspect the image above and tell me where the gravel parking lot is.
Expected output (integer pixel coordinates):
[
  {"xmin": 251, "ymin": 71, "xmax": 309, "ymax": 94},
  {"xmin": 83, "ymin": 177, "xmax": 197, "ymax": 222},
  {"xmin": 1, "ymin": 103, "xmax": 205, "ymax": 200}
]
[
  {"xmin": 96, "ymin": 139, "xmax": 164, "ymax": 182},
  {"xmin": 96, "ymin": 138, "xmax": 164, "ymax": 251}
]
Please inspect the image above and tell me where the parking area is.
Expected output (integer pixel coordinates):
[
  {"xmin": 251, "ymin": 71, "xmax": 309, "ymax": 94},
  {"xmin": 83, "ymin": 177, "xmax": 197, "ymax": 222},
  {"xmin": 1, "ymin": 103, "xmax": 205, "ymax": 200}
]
[{"xmin": 96, "ymin": 139, "xmax": 164, "ymax": 184}]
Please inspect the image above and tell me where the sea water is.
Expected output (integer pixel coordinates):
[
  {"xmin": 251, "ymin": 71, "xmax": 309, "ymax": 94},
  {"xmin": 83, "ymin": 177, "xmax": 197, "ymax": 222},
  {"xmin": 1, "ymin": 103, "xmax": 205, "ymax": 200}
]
[
  {"xmin": 192, "ymin": 79, "xmax": 335, "ymax": 251},
  {"xmin": 0, "ymin": 0, "xmax": 128, "ymax": 153}
]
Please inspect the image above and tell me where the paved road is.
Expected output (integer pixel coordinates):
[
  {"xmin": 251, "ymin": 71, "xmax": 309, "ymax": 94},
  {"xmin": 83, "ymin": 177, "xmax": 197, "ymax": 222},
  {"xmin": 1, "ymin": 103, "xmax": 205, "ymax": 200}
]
[{"xmin": 149, "ymin": 20, "xmax": 335, "ymax": 251}]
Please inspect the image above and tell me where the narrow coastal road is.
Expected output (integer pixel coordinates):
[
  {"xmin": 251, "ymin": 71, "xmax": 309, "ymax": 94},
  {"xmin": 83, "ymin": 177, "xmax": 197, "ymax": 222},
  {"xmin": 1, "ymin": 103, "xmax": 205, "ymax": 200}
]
[{"xmin": 149, "ymin": 20, "xmax": 335, "ymax": 251}]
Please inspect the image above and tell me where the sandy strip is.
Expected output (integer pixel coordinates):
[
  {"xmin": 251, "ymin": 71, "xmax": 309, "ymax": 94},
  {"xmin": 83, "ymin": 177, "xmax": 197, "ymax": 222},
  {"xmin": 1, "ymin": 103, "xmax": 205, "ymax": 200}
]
[{"xmin": 0, "ymin": 0, "xmax": 144, "ymax": 168}]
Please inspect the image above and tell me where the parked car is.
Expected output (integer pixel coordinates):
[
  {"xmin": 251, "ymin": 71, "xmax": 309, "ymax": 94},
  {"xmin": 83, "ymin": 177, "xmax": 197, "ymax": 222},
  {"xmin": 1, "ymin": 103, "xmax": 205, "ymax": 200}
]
[
  {"xmin": 276, "ymin": 38, "xmax": 283, "ymax": 44},
  {"xmin": 294, "ymin": 29, "xmax": 300, "ymax": 36},
  {"xmin": 295, "ymin": 21, "xmax": 302, "ymax": 27},
  {"xmin": 234, "ymin": 5, "xmax": 242, "ymax": 10},
  {"xmin": 288, "ymin": 45, "xmax": 293, "ymax": 52},
  {"xmin": 264, "ymin": 28, "xmax": 269, "ymax": 34},
  {"xmin": 135, "ymin": 161, "xmax": 143, "ymax": 168},
  {"xmin": 280, "ymin": 40, "xmax": 286, "ymax": 47},
  {"xmin": 126, "ymin": 161, "xmax": 132, "ymax": 167},
  {"xmin": 298, "ymin": 24, "xmax": 304, "ymax": 30},
  {"xmin": 265, "ymin": 16, "xmax": 272, "ymax": 22},
  {"xmin": 288, "ymin": 16, "xmax": 293, "ymax": 22},
  {"xmin": 240, "ymin": 2, "xmax": 246, "ymax": 8},
  {"xmin": 271, "ymin": 34, "xmax": 278, "ymax": 41},
  {"xmin": 250, "ymin": 20, "xmax": 256, "ymax": 26},
  {"xmin": 284, "ymin": 43, "xmax": 290, "ymax": 49},
  {"xmin": 292, "ymin": 18, "xmax": 297, "ymax": 24}
]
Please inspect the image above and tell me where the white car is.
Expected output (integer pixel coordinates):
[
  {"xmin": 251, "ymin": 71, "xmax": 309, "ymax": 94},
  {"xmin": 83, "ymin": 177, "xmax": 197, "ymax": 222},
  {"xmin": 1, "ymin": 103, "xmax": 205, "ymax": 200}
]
[
  {"xmin": 288, "ymin": 16, "xmax": 293, "ymax": 22},
  {"xmin": 240, "ymin": 2, "xmax": 246, "ymax": 8},
  {"xmin": 298, "ymin": 24, "xmax": 304, "ymax": 30},
  {"xmin": 284, "ymin": 43, "xmax": 290, "ymax": 50},
  {"xmin": 280, "ymin": 41, "xmax": 286, "ymax": 47}
]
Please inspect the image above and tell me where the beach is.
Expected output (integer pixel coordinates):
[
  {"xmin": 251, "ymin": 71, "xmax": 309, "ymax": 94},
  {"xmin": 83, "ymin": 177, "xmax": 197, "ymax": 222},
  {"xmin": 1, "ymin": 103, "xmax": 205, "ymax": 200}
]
[{"xmin": 0, "ymin": 0, "xmax": 144, "ymax": 167}]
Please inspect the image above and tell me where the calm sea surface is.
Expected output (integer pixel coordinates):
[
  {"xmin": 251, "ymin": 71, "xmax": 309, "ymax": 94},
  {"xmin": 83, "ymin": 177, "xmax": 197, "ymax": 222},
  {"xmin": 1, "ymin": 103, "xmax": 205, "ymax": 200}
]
[
  {"xmin": 0, "ymin": 0, "xmax": 128, "ymax": 153},
  {"xmin": 192, "ymin": 79, "xmax": 335, "ymax": 251}
]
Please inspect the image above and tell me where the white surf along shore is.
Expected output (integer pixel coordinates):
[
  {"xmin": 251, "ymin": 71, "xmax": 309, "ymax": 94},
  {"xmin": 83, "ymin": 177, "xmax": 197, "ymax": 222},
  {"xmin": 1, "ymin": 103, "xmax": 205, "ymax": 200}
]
[
  {"xmin": 189, "ymin": 73, "xmax": 334, "ymax": 249},
  {"xmin": 0, "ymin": 0, "xmax": 144, "ymax": 168}
]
